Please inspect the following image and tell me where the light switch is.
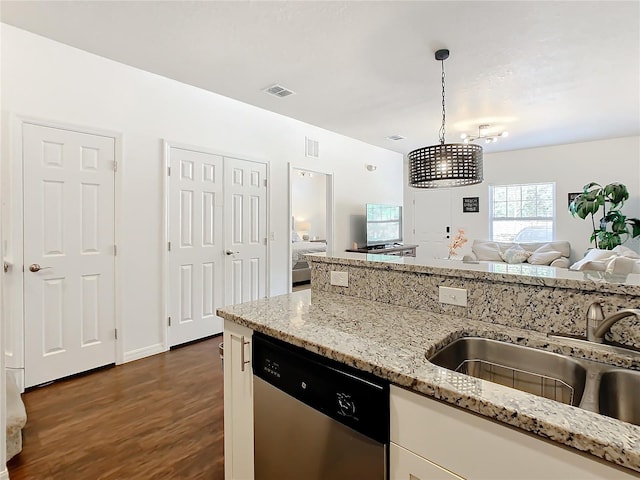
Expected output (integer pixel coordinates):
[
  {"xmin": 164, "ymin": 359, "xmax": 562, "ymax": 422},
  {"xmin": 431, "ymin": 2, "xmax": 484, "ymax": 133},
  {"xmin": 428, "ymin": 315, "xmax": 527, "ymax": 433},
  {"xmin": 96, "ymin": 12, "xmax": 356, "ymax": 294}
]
[{"xmin": 439, "ymin": 286, "xmax": 467, "ymax": 307}]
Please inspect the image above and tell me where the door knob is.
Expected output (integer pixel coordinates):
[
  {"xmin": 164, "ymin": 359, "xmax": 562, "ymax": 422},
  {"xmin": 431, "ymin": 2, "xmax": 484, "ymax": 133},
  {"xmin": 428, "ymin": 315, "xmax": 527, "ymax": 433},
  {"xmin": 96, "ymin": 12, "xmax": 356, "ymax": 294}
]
[
  {"xmin": 29, "ymin": 264, "xmax": 52, "ymax": 272},
  {"xmin": 226, "ymin": 250, "xmax": 240, "ymax": 256}
]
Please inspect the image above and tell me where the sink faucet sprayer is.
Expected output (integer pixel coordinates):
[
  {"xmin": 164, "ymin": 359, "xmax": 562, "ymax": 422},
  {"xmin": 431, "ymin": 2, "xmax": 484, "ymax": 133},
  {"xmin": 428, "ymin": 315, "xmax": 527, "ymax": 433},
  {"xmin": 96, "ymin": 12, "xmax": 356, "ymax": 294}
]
[{"xmin": 586, "ymin": 302, "xmax": 640, "ymax": 343}]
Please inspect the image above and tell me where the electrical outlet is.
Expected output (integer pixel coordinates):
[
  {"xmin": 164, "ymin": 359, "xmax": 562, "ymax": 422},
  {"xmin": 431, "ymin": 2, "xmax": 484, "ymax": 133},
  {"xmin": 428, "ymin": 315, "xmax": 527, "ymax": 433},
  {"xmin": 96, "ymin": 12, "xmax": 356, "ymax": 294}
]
[
  {"xmin": 439, "ymin": 286, "xmax": 467, "ymax": 307},
  {"xmin": 330, "ymin": 271, "xmax": 349, "ymax": 287}
]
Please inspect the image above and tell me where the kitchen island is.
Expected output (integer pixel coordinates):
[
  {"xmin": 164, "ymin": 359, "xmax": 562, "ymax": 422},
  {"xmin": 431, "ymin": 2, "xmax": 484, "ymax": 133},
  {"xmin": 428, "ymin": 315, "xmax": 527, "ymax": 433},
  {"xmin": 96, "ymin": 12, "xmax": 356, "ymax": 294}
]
[{"xmin": 218, "ymin": 252, "xmax": 640, "ymax": 479}]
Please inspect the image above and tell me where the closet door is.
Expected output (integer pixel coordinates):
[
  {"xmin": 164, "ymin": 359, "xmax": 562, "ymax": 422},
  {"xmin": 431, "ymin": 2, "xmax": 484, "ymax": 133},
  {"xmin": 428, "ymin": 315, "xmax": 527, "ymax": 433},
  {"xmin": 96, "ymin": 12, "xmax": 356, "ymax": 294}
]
[
  {"xmin": 224, "ymin": 157, "xmax": 267, "ymax": 305},
  {"xmin": 167, "ymin": 147, "xmax": 224, "ymax": 347}
]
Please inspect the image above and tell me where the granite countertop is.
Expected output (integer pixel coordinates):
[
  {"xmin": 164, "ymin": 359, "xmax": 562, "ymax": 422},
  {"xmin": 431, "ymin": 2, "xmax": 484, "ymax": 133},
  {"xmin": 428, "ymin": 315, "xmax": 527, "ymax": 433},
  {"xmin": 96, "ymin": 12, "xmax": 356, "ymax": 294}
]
[
  {"xmin": 307, "ymin": 251, "xmax": 640, "ymax": 295},
  {"xmin": 217, "ymin": 290, "xmax": 640, "ymax": 473}
]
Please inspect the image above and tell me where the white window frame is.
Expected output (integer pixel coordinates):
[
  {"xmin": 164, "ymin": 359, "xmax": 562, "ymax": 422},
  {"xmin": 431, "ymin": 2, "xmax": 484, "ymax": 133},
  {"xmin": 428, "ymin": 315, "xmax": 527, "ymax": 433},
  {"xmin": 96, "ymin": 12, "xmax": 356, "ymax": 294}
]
[{"xmin": 489, "ymin": 182, "xmax": 556, "ymax": 242}]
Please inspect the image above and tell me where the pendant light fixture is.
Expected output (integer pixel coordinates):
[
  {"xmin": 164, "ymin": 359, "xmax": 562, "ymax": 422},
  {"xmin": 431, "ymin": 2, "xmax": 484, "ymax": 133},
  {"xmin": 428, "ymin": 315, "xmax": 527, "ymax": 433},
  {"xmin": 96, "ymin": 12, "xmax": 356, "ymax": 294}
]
[{"xmin": 408, "ymin": 49, "xmax": 483, "ymax": 188}]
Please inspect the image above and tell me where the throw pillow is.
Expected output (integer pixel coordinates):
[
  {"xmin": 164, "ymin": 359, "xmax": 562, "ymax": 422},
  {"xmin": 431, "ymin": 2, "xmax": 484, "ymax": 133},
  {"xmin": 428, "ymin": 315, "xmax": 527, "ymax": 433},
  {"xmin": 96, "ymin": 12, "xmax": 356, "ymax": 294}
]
[
  {"xmin": 472, "ymin": 241, "xmax": 503, "ymax": 261},
  {"xmin": 528, "ymin": 243, "xmax": 563, "ymax": 265},
  {"xmin": 292, "ymin": 230, "xmax": 302, "ymax": 242},
  {"xmin": 606, "ymin": 256, "xmax": 639, "ymax": 274},
  {"xmin": 499, "ymin": 245, "xmax": 532, "ymax": 264},
  {"xmin": 612, "ymin": 245, "xmax": 640, "ymax": 259},
  {"xmin": 569, "ymin": 248, "xmax": 615, "ymax": 271}
]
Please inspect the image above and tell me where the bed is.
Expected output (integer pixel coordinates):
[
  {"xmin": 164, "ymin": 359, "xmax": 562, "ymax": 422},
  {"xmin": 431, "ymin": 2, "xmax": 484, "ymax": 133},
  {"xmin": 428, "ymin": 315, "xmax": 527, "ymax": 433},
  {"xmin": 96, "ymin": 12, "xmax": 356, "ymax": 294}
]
[{"xmin": 292, "ymin": 240, "xmax": 326, "ymax": 284}]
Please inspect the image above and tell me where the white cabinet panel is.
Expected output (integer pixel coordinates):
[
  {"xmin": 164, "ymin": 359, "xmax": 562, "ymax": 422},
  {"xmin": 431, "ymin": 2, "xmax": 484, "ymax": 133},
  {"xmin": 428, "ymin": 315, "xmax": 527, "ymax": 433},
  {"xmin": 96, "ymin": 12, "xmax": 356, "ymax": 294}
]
[
  {"xmin": 391, "ymin": 385, "xmax": 637, "ymax": 479},
  {"xmin": 223, "ymin": 319, "xmax": 254, "ymax": 480}
]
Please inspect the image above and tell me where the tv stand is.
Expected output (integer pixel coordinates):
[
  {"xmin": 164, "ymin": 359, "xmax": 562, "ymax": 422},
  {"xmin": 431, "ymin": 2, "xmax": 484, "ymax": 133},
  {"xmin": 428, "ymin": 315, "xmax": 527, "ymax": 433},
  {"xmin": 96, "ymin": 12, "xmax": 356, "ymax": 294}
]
[{"xmin": 346, "ymin": 244, "xmax": 418, "ymax": 257}]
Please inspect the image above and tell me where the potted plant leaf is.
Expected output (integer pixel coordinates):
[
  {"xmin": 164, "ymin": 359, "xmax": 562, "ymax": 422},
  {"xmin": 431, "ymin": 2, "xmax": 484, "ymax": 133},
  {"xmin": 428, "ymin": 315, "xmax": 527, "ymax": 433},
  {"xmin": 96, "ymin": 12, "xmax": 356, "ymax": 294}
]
[{"xmin": 569, "ymin": 182, "xmax": 640, "ymax": 249}]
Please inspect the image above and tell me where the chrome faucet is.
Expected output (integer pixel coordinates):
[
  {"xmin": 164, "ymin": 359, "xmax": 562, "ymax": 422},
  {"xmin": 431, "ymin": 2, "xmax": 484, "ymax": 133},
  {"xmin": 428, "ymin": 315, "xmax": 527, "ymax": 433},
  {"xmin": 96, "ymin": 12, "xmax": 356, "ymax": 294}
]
[{"xmin": 586, "ymin": 302, "xmax": 640, "ymax": 343}]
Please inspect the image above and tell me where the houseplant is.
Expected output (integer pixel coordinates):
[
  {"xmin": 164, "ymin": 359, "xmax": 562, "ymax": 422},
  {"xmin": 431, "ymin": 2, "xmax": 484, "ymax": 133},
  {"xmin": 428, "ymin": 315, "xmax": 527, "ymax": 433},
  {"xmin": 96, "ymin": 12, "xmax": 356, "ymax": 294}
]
[{"xmin": 569, "ymin": 182, "xmax": 640, "ymax": 249}]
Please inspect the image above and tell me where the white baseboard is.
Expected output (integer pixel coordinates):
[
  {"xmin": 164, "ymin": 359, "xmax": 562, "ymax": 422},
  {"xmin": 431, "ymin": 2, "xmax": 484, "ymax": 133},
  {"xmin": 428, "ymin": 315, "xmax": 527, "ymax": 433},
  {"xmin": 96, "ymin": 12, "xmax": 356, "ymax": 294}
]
[
  {"xmin": 122, "ymin": 343, "xmax": 166, "ymax": 363},
  {"xmin": 0, "ymin": 466, "xmax": 9, "ymax": 479}
]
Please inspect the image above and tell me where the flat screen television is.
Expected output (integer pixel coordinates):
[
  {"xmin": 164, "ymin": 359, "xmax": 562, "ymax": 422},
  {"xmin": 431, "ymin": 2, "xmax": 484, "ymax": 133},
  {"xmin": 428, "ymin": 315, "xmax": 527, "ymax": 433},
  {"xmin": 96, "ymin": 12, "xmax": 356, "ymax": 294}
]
[{"xmin": 366, "ymin": 203, "xmax": 403, "ymax": 248}]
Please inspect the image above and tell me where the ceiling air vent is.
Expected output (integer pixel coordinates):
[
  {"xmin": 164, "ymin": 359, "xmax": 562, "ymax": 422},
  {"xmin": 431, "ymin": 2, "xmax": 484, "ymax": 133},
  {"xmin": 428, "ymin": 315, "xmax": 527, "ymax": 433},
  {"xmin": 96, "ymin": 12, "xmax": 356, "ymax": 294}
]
[
  {"xmin": 305, "ymin": 137, "xmax": 319, "ymax": 158},
  {"xmin": 264, "ymin": 84, "xmax": 295, "ymax": 98},
  {"xmin": 387, "ymin": 135, "xmax": 406, "ymax": 141}
]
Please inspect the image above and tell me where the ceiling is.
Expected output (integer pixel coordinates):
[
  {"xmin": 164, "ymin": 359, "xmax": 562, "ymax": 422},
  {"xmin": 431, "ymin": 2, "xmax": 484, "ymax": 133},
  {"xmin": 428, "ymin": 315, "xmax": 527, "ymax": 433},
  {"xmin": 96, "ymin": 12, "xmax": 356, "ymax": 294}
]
[{"xmin": 1, "ymin": 1, "xmax": 639, "ymax": 155}]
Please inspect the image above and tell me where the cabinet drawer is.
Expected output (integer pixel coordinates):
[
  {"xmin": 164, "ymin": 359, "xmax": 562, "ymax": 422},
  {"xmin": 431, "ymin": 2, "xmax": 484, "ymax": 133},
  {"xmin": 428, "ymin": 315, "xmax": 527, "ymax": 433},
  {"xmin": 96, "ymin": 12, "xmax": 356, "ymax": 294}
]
[{"xmin": 390, "ymin": 443, "xmax": 464, "ymax": 480}]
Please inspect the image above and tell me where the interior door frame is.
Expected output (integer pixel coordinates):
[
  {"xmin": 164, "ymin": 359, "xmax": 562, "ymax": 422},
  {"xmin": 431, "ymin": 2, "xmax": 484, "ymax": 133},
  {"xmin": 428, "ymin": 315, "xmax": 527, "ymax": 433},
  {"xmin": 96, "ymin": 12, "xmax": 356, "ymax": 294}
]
[
  {"xmin": 162, "ymin": 141, "xmax": 271, "ymax": 350},
  {"xmin": 6, "ymin": 115, "xmax": 124, "ymax": 386},
  {"xmin": 287, "ymin": 164, "xmax": 335, "ymax": 292}
]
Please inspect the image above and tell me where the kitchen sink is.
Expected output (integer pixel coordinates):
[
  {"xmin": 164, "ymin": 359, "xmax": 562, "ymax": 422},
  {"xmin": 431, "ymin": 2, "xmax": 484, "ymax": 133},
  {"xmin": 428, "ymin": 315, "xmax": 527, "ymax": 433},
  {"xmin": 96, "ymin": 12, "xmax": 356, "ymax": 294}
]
[
  {"xmin": 429, "ymin": 336, "xmax": 640, "ymax": 426},
  {"xmin": 429, "ymin": 337, "xmax": 587, "ymax": 406},
  {"xmin": 598, "ymin": 370, "xmax": 640, "ymax": 425}
]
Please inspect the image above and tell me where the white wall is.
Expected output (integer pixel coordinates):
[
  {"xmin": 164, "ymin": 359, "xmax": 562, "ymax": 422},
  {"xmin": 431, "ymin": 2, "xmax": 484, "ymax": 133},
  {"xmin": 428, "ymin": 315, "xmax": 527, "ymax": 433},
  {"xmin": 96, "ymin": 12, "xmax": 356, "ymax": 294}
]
[
  {"xmin": 1, "ymin": 25, "xmax": 403, "ymax": 360},
  {"xmin": 291, "ymin": 171, "xmax": 327, "ymax": 240},
  {"xmin": 405, "ymin": 136, "xmax": 640, "ymax": 261}
]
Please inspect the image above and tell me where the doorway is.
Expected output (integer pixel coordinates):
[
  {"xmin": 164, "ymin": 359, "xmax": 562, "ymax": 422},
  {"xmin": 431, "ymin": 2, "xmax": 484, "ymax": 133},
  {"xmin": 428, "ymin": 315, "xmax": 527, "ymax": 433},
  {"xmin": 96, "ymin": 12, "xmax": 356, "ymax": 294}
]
[
  {"xmin": 411, "ymin": 188, "xmax": 452, "ymax": 259},
  {"xmin": 289, "ymin": 167, "xmax": 334, "ymax": 290}
]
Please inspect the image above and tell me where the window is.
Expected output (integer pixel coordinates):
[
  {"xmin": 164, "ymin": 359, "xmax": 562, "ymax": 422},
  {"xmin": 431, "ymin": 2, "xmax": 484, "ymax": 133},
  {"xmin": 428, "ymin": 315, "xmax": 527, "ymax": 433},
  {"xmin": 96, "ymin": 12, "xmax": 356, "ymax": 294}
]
[{"xmin": 490, "ymin": 183, "xmax": 555, "ymax": 242}]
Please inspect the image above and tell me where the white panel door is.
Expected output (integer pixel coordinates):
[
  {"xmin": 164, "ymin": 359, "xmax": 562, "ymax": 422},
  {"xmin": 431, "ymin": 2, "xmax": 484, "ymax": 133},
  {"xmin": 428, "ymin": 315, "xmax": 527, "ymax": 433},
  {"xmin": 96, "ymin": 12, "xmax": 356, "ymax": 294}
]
[
  {"xmin": 23, "ymin": 123, "xmax": 116, "ymax": 388},
  {"xmin": 168, "ymin": 147, "xmax": 224, "ymax": 347},
  {"xmin": 414, "ymin": 189, "xmax": 452, "ymax": 260},
  {"xmin": 224, "ymin": 158, "xmax": 267, "ymax": 305}
]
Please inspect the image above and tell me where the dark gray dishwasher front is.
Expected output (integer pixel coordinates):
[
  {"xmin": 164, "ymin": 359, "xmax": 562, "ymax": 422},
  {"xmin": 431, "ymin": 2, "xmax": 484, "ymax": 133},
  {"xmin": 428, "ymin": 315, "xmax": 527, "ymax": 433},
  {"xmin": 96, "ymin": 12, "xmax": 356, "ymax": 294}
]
[{"xmin": 252, "ymin": 332, "xmax": 389, "ymax": 480}]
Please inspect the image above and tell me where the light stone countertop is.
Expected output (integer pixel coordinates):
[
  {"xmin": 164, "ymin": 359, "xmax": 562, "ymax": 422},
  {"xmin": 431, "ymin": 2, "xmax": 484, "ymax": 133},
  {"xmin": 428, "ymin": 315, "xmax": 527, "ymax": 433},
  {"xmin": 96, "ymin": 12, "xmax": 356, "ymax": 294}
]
[
  {"xmin": 217, "ymin": 289, "xmax": 640, "ymax": 473},
  {"xmin": 308, "ymin": 251, "xmax": 640, "ymax": 295}
]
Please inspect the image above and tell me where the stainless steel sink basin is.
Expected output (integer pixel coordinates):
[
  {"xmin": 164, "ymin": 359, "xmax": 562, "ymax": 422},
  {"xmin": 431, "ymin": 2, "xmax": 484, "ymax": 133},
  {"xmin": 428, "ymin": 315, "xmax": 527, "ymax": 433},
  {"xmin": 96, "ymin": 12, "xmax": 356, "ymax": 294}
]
[
  {"xmin": 429, "ymin": 337, "xmax": 587, "ymax": 406},
  {"xmin": 598, "ymin": 369, "xmax": 640, "ymax": 425}
]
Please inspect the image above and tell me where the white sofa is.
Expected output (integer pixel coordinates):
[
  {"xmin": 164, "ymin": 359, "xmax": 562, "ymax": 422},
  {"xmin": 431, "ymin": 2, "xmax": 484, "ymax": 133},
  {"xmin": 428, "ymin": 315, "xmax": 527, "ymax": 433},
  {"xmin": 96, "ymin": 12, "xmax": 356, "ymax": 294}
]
[
  {"xmin": 467, "ymin": 239, "xmax": 571, "ymax": 268},
  {"xmin": 570, "ymin": 245, "xmax": 640, "ymax": 274}
]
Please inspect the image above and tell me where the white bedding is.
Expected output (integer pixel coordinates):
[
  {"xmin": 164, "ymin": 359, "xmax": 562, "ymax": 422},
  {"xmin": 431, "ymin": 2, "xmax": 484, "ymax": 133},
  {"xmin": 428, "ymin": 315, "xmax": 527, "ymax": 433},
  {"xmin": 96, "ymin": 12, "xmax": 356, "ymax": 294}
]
[{"xmin": 292, "ymin": 241, "xmax": 326, "ymax": 263}]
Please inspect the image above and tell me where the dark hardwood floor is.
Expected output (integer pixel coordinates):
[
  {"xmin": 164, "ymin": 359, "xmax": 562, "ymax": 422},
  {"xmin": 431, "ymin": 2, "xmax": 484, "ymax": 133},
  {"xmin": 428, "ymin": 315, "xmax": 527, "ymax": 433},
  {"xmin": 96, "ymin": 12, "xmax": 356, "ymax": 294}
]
[
  {"xmin": 8, "ymin": 336, "xmax": 224, "ymax": 480},
  {"xmin": 292, "ymin": 282, "xmax": 311, "ymax": 292}
]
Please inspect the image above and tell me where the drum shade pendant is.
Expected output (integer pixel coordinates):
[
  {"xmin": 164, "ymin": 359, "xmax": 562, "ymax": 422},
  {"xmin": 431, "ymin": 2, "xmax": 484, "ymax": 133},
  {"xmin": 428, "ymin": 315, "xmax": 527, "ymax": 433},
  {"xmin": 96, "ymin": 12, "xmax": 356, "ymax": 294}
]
[{"xmin": 408, "ymin": 49, "xmax": 483, "ymax": 188}]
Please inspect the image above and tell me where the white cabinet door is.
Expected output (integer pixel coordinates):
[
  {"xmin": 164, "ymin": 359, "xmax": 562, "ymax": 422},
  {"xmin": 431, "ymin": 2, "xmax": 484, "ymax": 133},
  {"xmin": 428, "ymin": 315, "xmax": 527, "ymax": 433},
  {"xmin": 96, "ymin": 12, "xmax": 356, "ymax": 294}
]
[
  {"xmin": 390, "ymin": 443, "xmax": 465, "ymax": 480},
  {"xmin": 223, "ymin": 319, "xmax": 254, "ymax": 480}
]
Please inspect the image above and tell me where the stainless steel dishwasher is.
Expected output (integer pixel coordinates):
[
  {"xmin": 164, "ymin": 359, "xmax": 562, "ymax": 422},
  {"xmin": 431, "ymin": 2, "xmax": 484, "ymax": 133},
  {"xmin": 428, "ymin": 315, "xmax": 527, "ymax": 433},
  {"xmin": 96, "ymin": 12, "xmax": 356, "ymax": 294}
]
[{"xmin": 252, "ymin": 332, "xmax": 389, "ymax": 480}]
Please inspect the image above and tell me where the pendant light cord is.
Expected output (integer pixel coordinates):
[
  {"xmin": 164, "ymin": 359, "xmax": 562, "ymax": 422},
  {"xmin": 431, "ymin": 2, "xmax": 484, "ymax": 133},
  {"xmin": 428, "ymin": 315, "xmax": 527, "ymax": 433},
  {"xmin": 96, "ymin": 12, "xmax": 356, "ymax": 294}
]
[{"xmin": 439, "ymin": 59, "xmax": 446, "ymax": 145}]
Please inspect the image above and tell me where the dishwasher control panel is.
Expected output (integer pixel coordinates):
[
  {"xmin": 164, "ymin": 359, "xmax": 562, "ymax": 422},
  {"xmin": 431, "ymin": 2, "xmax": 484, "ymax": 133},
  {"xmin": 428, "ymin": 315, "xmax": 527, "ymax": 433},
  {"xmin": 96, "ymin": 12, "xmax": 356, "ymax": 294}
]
[
  {"xmin": 252, "ymin": 332, "xmax": 390, "ymax": 444},
  {"xmin": 262, "ymin": 358, "xmax": 281, "ymax": 379}
]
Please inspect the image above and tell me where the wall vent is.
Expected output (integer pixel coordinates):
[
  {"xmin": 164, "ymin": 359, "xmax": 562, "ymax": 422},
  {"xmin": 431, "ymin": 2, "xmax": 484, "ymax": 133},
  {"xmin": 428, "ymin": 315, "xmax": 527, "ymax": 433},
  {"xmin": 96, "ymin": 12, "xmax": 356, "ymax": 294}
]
[
  {"xmin": 264, "ymin": 84, "xmax": 295, "ymax": 98},
  {"xmin": 305, "ymin": 137, "xmax": 320, "ymax": 158},
  {"xmin": 386, "ymin": 134, "xmax": 406, "ymax": 141}
]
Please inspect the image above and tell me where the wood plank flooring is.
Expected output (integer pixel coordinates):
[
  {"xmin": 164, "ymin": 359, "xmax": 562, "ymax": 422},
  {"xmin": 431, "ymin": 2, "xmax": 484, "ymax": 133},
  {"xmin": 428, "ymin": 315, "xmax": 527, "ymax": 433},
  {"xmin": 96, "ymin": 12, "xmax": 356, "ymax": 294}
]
[
  {"xmin": 8, "ymin": 336, "xmax": 224, "ymax": 480},
  {"xmin": 292, "ymin": 282, "xmax": 311, "ymax": 292}
]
